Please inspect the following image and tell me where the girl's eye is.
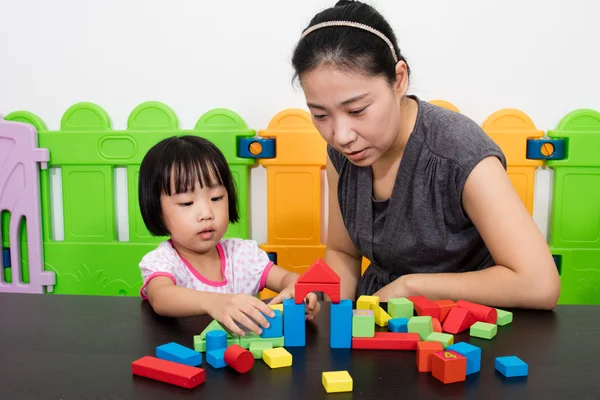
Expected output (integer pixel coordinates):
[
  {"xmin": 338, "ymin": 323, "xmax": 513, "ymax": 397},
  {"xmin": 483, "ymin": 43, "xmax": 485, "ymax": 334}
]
[
  {"xmin": 211, "ymin": 196, "xmax": 224, "ymax": 202},
  {"xmin": 349, "ymin": 106, "xmax": 367, "ymax": 115},
  {"xmin": 179, "ymin": 202, "xmax": 193, "ymax": 207}
]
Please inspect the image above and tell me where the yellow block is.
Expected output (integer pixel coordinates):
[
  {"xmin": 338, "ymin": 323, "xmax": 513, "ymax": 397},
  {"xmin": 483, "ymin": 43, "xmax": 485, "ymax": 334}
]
[
  {"xmin": 372, "ymin": 305, "xmax": 391, "ymax": 327},
  {"xmin": 357, "ymin": 295, "xmax": 379, "ymax": 310},
  {"xmin": 269, "ymin": 304, "xmax": 284, "ymax": 314},
  {"xmin": 322, "ymin": 371, "xmax": 353, "ymax": 393},
  {"xmin": 263, "ymin": 347, "xmax": 292, "ymax": 369},
  {"xmin": 429, "ymin": 99, "xmax": 460, "ymax": 113}
]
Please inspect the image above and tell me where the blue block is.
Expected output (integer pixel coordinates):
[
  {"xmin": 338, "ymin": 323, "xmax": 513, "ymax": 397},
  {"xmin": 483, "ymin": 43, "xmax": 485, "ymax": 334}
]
[
  {"xmin": 495, "ymin": 356, "xmax": 528, "ymax": 378},
  {"xmin": 206, "ymin": 348, "xmax": 227, "ymax": 369},
  {"xmin": 238, "ymin": 137, "xmax": 276, "ymax": 159},
  {"xmin": 261, "ymin": 309, "xmax": 283, "ymax": 338},
  {"xmin": 206, "ymin": 330, "xmax": 227, "ymax": 352},
  {"xmin": 388, "ymin": 318, "xmax": 409, "ymax": 333},
  {"xmin": 448, "ymin": 342, "xmax": 481, "ymax": 375},
  {"xmin": 283, "ymin": 298, "xmax": 305, "ymax": 347},
  {"xmin": 156, "ymin": 342, "xmax": 202, "ymax": 366},
  {"xmin": 330, "ymin": 300, "xmax": 352, "ymax": 348},
  {"xmin": 2, "ymin": 248, "xmax": 10, "ymax": 268}
]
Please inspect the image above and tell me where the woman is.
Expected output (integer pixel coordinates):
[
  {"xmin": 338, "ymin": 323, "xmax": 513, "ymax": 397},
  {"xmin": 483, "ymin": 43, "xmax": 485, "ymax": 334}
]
[{"xmin": 290, "ymin": 0, "xmax": 560, "ymax": 309}]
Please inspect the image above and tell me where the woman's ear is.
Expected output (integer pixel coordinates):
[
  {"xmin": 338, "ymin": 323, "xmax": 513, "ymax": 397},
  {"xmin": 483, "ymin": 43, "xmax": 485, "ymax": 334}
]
[{"xmin": 393, "ymin": 61, "xmax": 409, "ymax": 96}]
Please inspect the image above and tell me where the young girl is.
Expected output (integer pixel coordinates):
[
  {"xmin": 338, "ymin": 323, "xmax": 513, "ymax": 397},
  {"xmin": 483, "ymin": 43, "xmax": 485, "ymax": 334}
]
[
  {"xmin": 290, "ymin": 0, "xmax": 560, "ymax": 309},
  {"xmin": 137, "ymin": 135, "xmax": 320, "ymax": 336}
]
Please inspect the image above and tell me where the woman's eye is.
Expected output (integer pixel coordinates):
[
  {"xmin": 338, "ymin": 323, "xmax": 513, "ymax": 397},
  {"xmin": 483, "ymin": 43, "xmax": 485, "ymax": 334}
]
[
  {"xmin": 349, "ymin": 107, "xmax": 367, "ymax": 115},
  {"xmin": 313, "ymin": 114, "xmax": 327, "ymax": 121}
]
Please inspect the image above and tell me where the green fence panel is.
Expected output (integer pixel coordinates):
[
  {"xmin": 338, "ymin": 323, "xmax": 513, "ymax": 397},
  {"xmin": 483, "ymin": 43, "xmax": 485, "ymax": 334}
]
[
  {"xmin": 547, "ymin": 109, "xmax": 600, "ymax": 304},
  {"xmin": 4, "ymin": 102, "xmax": 255, "ymax": 296}
]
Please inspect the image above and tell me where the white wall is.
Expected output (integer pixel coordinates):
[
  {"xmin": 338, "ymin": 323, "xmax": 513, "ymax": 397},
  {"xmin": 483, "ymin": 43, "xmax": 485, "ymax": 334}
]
[{"xmin": 1, "ymin": 0, "xmax": 599, "ymax": 244}]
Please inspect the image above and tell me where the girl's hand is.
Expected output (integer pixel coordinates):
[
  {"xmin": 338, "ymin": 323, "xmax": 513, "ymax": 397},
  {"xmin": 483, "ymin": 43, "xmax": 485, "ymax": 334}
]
[
  {"xmin": 267, "ymin": 284, "xmax": 321, "ymax": 321},
  {"xmin": 209, "ymin": 293, "xmax": 276, "ymax": 336}
]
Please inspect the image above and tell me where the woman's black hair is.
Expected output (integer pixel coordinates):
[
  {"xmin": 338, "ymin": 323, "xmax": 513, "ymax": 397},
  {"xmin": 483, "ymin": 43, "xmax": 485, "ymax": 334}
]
[
  {"xmin": 138, "ymin": 135, "xmax": 239, "ymax": 236},
  {"xmin": 292, "ymin": 0, "xmax": 410, "ymax": 86}
]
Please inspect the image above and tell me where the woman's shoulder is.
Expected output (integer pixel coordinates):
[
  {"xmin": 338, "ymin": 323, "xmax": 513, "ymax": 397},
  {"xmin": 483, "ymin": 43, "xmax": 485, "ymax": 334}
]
[{"xmin": 416, "ymin": 99, "xmax": 507, "ymax": 170}]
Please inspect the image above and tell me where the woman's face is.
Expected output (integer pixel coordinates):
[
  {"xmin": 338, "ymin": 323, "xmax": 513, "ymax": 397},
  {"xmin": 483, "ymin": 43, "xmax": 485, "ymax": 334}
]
[{"xmin": 301, "ymin": 66, "xmax": 404, "ymax": 166}]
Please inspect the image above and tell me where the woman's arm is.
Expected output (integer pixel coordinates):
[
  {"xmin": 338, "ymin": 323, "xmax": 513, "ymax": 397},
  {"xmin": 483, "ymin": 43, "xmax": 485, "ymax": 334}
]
[
  {"xmin": 376, "ymin": 156, "xmax": 560, "ymax": 309},
  {"xmin": 323, "ymin": 155, "xmax": 364, "ymax": 300}
]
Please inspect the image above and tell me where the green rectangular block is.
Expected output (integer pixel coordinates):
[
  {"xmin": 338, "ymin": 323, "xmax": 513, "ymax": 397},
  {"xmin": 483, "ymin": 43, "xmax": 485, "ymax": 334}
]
[
  {"xmin": 470, "ymin": 322, "xmax": 497, "ymax": 339},
  {"xmin": 239, "ymin": 332, "xmax": 284, "ymax": 349},
  {"xmin": 249, "ymin": 341, "xmax": 273, "ymax": 359},
  {"xmin": 407, "ymin": 316, "xmax": 433, "ymax": 340},
  {"xmin": 496, "ymin": 309, "xmax": 513, "ymax": 326},
  {"xmin": 425, "ymin": 332, "xmax": 454, "ymax": 349},
  {"xmin": 352, "ymin": 309, "xmax": 375, "ymax": 337},
  {"xmin": 387, "ymin": 298, "xmax": 414, "ymax": 319}
]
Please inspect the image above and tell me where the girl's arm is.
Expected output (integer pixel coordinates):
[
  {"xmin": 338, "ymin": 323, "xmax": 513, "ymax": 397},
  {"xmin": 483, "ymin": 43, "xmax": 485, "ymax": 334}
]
[
  {"xmin": 146, "ymin": 276, "xmax": 275, "ymax": 335},
  {"xmin": 375, "ymin": 156, "xmax": 561, "ymax": 310}
]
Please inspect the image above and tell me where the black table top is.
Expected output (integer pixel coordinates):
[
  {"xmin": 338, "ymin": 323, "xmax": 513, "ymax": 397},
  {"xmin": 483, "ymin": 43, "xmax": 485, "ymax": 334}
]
[{"xmin": 0, "ymin": 293, "xmax": 597, "ymax": 399}]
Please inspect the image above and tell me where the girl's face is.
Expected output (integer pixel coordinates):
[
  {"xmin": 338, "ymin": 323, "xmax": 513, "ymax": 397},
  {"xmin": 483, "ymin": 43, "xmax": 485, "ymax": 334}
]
[
  {"xmin": 301, "ymin": 66, "xmax": 405, "ymax": 166},
  {"xmin": 160, "ymin": 176, "xmax": 230, "ymax": 255}
]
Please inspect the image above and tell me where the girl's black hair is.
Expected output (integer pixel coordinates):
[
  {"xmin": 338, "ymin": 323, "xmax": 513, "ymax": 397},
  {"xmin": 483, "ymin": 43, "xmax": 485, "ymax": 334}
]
[
  {"xmin": 292, "ymin": 0, "xmax": 410, "ymax": 85},
  {"xmin": 138, "ymin": 135, "xmax": 239, "ymax": 236}
]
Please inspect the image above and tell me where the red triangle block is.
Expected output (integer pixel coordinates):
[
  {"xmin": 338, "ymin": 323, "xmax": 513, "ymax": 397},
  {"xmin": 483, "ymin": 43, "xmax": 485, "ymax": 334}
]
[
  {"xmin": 442, "ymin": 307, "xmax": 476, "ymax": 334},
  {"xmin": 296, "ymin": 258, "xmax": 340, "ymax": 284}
]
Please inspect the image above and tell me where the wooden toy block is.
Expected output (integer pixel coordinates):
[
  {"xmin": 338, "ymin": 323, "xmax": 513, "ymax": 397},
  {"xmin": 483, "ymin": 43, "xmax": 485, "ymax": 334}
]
[
  {"xmin": 407, "ymin": 296, "xmax": 440, "ymax": 319},
  {"xmin": 388, "ymin": 297, "xmax": 414, "ymax": 319},
  {"xmin": 447, "ymin": 342, "xmax": 481, "ymax": 375},
  {"xmin": 206, "ymin": 330, "xmax": 227, "ymax": 352},
  {"xmin": 372, "ymin": 305, "xmax": 391, "ymax": 327},
  {"xmin": 496, "ymin": 309, "xmax": 513, "ymax": 326},
  {"xmin": 330, "ymin": 300, "xmax": 352, "ymax": 348},
  {"xmin": 425, "ymin": 332, "xmax": 454, "ymax": 349},
  {"xmin": 442, "ymin": 307, "xmax": 476, "ymax": 334},
  {"xmin": 294, "ymin": 282, "xmax": 340, "ymax": 304},
  {"xmin": 457, "ymin": 300, "xmax": 497, "ymax": 324},
  {"xmin": 388, "ymin": 318, "xmax": 409, "ymax": 333},
  {"xmin": 156, "ymin": 342, "xmax": 202, "ymax": 367},
  {"xmin": 249, "ymin": 341, "xmax": 272, "ymax": 359},
  {"xmin": 227, "ymin": 334, "xmax": 240, "ymax": 347},
  {"xmin": 263, "ymin": 347, "xmax": 293, "ymax": 368},
  {"xmin": 239, "ymin": 332, "xmax": 284, "ymax": 349},
  {"xmin": 206, "ymin": 348, "xmax": 227, "ymax": 368},
  {"xmin": 132, "ymin": 356, "xmax": 205, "ymax": 389},
  {"xmin": 352, "ymin": 309, "xmax": 375, "ymax": 337},
  {"xmin": 433, "ymin": 300, "xmax": 456, "ymax": 323},
  {"xmin": 199, "ymin": 319, "xmax": 227, "ymax": 340},
  {"xmin": 269, "ymin": 304, "xmax": 284, "ymax": 314},
  {"xmin": 322, "ymin": 371, "xmax": 353, "ymax": 393},
  {"xmin": 416, "ymin": 341, "xmax": 443, "ymax": 372},
  {"xmin": 224, "ymin": 344, "xmax": 254, "ymax": 373},
  {"xmin": 356, "ymin": 295, "xmax": 379, "ymax": 310},
  {"xmin": 283, "ymin": 298, "xmax": 305, "ymax": 347},
  {"xmin": 470, "ymin": 321, "xmax": 497, "ymax": 339},
  {"xmin": 407, "ymin": 316, "xmax": 433, "ymax": 340},
  {"xmin": 261, "ymin": 309, "xmax": 283, "ymax": 338},
  {"xmin": 432, "ymin": 318, "xmax": 442, "ymax": 333},
  {"xmin": 352, "ymin": 332, "xmax": 420, "ymax": 350},
  {"xmin": 495, "ymin": 356, "xmax": 528, "ymax": 378},
  {"xmin": 431, "ymin": 351, "xmax": 467, "ymax": 384},
  {"xmin": 297, "ymin": 258, "xmax": 341, "ymax": 284}
]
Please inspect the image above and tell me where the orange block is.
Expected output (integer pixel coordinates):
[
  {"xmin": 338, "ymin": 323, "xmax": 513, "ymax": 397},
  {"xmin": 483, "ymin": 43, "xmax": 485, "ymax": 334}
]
[
  {"xmin": 431, "ymin": 351, "xmax": 467, "ymax": 384},
  {"xmin": 433, "ymin": 300, "xmax": 456, "ymax": 323},
  {"xmin": 417, "ymin": 341, "xmax": 443, "ymax": 372},
  {"xmin": 432, "ymin": 318, "xmax": 442, "ymax": 333}
]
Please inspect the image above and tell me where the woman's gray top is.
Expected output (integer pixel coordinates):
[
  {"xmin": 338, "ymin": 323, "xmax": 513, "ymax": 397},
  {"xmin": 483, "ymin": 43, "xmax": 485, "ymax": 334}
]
[{"xmin": 327, "ymin": 96, "xmax": 507, "ymax": 296}]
